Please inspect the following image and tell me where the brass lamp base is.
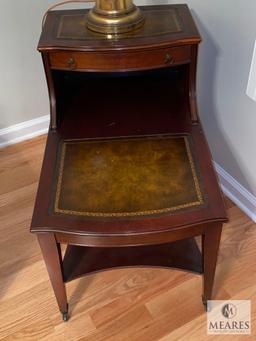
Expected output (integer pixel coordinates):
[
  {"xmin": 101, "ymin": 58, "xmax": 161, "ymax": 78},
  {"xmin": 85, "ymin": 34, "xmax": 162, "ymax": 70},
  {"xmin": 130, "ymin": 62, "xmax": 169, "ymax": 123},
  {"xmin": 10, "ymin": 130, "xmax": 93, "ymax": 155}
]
[{"xmin": 86, "ymin": 0, "xmax": 144, "ymax": 35}]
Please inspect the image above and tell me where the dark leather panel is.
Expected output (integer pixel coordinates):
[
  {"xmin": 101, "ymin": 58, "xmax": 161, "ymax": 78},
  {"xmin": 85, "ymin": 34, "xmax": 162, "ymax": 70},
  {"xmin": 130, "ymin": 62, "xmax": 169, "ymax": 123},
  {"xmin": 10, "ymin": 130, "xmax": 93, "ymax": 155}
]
[
  {"xmin": 57, "ymin": 8, "xmax": 182, "ymax": 41},
  {"xmin": 53, "ymin": 135, "xmax": 204, "ymax": 218}
]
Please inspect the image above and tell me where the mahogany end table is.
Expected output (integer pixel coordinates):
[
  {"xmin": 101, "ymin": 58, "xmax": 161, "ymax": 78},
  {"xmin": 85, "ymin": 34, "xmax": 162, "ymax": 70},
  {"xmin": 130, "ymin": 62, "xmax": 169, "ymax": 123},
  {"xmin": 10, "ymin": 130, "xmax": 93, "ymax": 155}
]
[{"xmin": 31, "ymin": 4, "xmax": 228, "ymax": 321}]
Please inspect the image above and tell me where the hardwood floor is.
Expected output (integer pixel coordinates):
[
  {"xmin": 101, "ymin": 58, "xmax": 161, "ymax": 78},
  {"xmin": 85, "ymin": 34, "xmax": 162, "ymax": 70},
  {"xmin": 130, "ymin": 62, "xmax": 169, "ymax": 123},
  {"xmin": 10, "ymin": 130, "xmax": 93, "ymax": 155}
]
[{"xmin": 0, "ymin": 135, "xmax": 255, "ymax": 340}]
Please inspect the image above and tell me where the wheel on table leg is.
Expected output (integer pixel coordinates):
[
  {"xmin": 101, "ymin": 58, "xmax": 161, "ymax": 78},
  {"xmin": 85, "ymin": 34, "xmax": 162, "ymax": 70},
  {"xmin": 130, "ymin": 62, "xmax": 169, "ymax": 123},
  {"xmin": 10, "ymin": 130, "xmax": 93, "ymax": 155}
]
[
  {"xmin": 202, "ymin": 296, "xmax": 210, "ymax": 312},
  {"xmin": 62, "ymin": 312, "xmax": 69, "ymax": 322}
]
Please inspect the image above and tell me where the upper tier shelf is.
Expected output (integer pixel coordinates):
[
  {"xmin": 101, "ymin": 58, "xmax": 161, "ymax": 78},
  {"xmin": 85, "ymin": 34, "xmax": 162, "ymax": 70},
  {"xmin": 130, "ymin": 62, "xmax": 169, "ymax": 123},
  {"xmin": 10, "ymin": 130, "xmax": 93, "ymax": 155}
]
[{"xmin": 38, "ymin": 5, "xmax": 201, "ymax": 52}]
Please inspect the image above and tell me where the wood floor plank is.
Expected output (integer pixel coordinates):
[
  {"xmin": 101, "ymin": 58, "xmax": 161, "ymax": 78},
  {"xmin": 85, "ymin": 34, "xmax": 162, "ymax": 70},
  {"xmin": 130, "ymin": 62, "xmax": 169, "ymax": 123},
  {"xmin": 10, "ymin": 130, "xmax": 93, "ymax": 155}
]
[
  {"xmin": 89, "ymin": 269, "xmax": 189, "ymax": 329},
  {"xmin": 2, "ymin": 319, "xmax": 55, "ymax": 341},
  {"xmin": 0, "ymin": 136, "xmax": 46, "ymax": 195},
  {"xmin": 0, "ymin": 135, "xmax": 255, "ymax": 340},
  {"xmin": 80, "ymin": 305, "xmax": 153, "ymax": 341}
]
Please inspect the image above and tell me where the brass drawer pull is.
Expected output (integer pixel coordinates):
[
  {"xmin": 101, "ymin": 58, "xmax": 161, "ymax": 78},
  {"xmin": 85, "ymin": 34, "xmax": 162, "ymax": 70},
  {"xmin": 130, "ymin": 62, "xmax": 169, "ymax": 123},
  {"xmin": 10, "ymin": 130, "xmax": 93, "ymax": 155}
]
[
  {"xmin": 67, "ymin": 57, "xmax": 77, "ymax": 70},
  {"xmin": 164, "ymin": 53, "xmax": 174, "ymax": 64}
]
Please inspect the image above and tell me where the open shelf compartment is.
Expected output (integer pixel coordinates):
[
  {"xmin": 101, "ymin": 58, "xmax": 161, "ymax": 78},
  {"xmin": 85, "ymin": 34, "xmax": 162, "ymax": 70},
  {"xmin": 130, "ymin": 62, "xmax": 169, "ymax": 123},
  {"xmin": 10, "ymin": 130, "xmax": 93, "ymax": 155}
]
[{"xmin": 62, "ymin": 237, "xmax": 203, "ymax": 283}]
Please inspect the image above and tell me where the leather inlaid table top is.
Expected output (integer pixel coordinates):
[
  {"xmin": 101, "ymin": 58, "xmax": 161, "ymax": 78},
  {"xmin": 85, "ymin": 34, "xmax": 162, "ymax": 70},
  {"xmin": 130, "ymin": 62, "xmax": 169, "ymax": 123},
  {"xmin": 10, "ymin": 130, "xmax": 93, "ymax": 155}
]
[
  {"xmin": 31, "ymin": 125, "xmax": 226, "ymax": 236},
  {"xmin": 38, "ymin": 5, "xmax": 201, "ymax": 52},
  {"xmin": 57, "ymin": 8, "xmax": 182, "ymax": 41},
  {"xmin": 52, "ymin": 135, "xmax": 205, "ymax": 219}
]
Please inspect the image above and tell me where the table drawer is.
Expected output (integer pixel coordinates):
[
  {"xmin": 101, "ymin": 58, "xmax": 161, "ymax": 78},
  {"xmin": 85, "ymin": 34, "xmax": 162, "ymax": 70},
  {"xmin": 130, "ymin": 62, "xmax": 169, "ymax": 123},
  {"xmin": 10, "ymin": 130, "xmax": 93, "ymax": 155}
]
[{"xmin": 49, "ymin": 46, "xmax": 191, "ymax": 72}]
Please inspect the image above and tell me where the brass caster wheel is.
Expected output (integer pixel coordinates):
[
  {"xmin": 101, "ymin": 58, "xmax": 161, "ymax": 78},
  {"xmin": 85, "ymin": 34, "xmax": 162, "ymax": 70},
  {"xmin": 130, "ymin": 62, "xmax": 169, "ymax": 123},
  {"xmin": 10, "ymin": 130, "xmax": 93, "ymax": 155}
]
[{"xmin": 62, "ymin": 312, "xmax": 69, "ymax": 322}]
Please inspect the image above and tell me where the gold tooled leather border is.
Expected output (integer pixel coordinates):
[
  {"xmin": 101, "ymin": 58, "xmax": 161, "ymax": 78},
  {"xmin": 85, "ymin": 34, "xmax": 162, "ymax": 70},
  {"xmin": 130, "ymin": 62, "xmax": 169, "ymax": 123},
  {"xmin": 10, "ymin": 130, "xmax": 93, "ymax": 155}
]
[{"xmin": 54, "ymin": 135, "xmax": 204, "ymax": 217}]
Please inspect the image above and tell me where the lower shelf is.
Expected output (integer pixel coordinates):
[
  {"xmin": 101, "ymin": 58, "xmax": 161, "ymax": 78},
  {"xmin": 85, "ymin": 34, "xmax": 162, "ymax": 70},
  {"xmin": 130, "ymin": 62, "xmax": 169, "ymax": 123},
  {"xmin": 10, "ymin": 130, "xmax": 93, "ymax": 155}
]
[{"xmin": 62, "ymin": 238, "xmax": 202, "ymax": 283}]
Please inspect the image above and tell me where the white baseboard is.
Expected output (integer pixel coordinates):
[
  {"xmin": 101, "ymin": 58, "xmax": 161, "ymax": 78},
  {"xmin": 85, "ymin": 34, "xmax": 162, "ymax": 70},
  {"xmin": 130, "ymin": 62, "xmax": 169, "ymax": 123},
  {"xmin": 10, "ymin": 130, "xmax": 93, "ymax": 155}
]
[
  {"xmin": 0, "ymin": 115, "xmax": 49, "ymax": 148},
  {"xmin": 0, "ymin": 115, "xmax": 256, "ymax": 223},
  {"xmin": 214, "ymin": 162, "xmax": 256, "ymax": 223}
]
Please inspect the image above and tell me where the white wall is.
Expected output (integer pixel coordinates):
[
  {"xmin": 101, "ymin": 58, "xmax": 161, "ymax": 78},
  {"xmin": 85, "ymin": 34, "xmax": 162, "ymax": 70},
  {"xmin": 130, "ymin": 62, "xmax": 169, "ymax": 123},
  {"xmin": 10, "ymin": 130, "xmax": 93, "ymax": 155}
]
[
  {"xmin": 1, "ymin": 0, "xmax": 256, "ymax": 197},
  {"xmin": 170, "ymin": 0, "xmax": 256, "ymax": 195},
  {"xmin": 0, "ymin": 1, "xmax": 46, "ymax": 129},
  {"xmin": 0, "ymin": 0, "xmax": 91, "ymax": 129}
]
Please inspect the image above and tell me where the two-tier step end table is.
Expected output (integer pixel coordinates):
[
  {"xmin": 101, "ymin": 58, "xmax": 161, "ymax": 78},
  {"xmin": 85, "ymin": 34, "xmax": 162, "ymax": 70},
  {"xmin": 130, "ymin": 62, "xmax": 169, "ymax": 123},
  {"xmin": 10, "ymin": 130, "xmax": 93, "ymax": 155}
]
[{"xmin": 31, "ymin": 4, "xmax": 228, "ymax": 321}]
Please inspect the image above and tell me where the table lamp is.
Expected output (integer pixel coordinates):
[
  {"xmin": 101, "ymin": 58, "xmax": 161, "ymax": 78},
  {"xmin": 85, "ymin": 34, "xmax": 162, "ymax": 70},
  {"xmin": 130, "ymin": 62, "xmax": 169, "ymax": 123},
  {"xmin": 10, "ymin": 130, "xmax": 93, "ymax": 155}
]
[{"xmin": 86, "ymin": 0, "xmax": 145, "ymax": 34}]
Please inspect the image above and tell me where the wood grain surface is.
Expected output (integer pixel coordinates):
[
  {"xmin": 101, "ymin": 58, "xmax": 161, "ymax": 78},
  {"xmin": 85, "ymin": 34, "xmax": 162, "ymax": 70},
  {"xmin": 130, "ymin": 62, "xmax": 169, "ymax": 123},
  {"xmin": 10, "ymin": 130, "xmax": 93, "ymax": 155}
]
[{"xmin": 0, "ymin": 136, "xmax": 255, "ymax": 340}]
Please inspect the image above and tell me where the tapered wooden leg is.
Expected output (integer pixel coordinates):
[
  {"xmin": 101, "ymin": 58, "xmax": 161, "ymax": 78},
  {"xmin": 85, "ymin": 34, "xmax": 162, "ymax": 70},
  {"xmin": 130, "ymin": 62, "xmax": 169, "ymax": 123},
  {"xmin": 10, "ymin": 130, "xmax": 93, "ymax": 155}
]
[
  {"xmin": 202, "ymin": 223, "xmax": 222, "ymax": 307},
  {"xmin": 37, "ymin": 233, "xmax": 69, "ymax": 320}
]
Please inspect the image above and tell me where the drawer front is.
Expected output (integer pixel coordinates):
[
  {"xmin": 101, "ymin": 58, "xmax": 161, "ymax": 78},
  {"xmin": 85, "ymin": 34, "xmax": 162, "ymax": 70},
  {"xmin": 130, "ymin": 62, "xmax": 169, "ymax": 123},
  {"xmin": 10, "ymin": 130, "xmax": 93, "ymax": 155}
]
[{"xmin": 49, "ymin": 46, "xmax": 191, "ymax": 72}]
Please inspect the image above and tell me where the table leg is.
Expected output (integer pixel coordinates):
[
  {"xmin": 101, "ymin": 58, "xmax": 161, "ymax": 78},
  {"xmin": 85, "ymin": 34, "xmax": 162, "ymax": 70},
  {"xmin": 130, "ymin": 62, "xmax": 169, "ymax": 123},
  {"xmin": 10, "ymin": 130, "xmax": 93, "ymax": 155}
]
[
  {"xmin": 202, "ymin": 223, "xmax": 222, "ymax": 308},
  {"xmin": 37, "ymin": 233, "xmax": 69, "ymax": 321}
]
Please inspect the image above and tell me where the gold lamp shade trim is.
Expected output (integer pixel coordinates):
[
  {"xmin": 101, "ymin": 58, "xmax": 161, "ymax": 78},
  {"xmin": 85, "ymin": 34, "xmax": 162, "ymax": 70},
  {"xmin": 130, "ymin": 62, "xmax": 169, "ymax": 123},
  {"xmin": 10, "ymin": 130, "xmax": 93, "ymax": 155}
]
[{"xmin": 86, "ymin": 0, "xmax": 145, "ymax": 34}]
